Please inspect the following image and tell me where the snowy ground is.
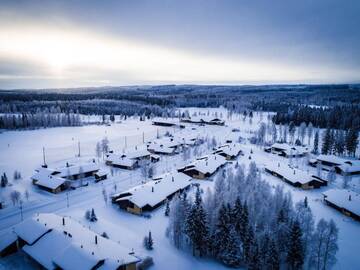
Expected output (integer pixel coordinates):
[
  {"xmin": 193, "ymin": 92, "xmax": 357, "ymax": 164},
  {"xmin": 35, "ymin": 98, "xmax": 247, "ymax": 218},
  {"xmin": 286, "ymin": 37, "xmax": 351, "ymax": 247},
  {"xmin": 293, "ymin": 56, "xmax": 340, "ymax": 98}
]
[{"xmin": 0, "ymin": 108, "xmax": 359, "ymax": 269}]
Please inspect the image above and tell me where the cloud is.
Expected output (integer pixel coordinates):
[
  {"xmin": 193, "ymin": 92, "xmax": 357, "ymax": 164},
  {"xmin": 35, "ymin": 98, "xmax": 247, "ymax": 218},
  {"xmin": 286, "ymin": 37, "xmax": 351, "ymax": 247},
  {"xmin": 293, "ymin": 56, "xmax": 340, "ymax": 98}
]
[{"xmin": 0, "ymin": 0, "xmax": 359, "ymax": 88}]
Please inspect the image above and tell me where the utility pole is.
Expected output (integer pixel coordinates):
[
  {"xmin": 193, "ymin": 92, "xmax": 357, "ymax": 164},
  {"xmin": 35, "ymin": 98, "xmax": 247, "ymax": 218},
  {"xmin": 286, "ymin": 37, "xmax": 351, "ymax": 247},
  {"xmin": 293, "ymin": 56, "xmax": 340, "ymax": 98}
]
[
  {"xmin": 125, "ymin": 136, "xmax": 127, "ymax": 149},
  {"xmin": 142, "ymin": 132, "xmax": 145, "ymax": 143},
  {"xmin": 19, "ymin": 200, "xmax": 23, "ymax": 221},
  {"xmin": 78, "ymin": 141, "xmax": 81, "ymax": 157},
  {"xmin": 66, "ymin": 192, "xmax": 69, "ymax": 208},
  {"xmin": 42, "ymin": 147, "xmax": 46, "ymax": 166}
]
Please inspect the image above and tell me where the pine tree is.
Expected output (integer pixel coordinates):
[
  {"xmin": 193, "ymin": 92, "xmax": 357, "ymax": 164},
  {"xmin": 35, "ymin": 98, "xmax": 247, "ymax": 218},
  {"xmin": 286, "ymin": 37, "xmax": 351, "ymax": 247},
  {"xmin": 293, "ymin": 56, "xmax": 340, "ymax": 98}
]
[
  {"xmin": 185, "ymin": 189, "xmax": 209, "ymax": 257},
  {"xmin": 286, "ymin": 220, "xmax": 304, "ymax": 270},
  {"xmin": 90, "ymin": 208, "xmax": 97, "ymax": 222},
  {"xmin": 164, "ymin": 199, "xmax": 170, "ymax": 216},
  {"xmin": 345, "ymin": 128, "xmax": 358, "ymax": 157},
  {"xmin": 321, "ymin": 128, "xmax": 332, "ymax": 155},
  {"xmin": 266, "ymin": 239, "xmax": 280, "ymax": 270},
  {"xmin": 1, "ymin": 173, "xmax": 8, "ymax": 187},
  {"xmin": 313, "ymin": 130, "xmax": 319, "ymax": 154},
  {"xmin": 143, "ymin": 231, "xmax": 154, "ymax": 250}
]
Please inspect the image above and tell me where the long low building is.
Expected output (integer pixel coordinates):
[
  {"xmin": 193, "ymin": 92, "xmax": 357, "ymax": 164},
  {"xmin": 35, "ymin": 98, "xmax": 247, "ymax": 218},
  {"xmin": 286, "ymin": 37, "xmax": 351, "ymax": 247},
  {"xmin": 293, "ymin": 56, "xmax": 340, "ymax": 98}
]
[
  {"xmin": 152, "ymin": 118, "xmax": 185, "ymax": 128},
  {"xmin": 213, "ymin": 143, "xmax": 243, "ymax": 160},
  {"xmin": 264, "ymin": 143, "xmax": 309, "ymax": 158},
  {"xmin": 180, "ymin": 116, "xmax": 225, "ymax": 126},
  {"xmin": 32, "ymin": 161, "xmax": 104, "ymax": 193},
  {"xmin": 265, "ymin": 163, "xmax": 327, "ymax": 189},
  {"xmin": 2, "ymin": 213, "xmax": 140, "ymax": 269},
  {"xmin": 178, "ymin": 154, "xmax": 227, "ymax": 179},
  {"xmin": 309, "ymin": 155, "xmax": 360, "ymax": 175},
  {"xmin": 112, "ymin": 172, "xmax": 192, "ymax": 214},
  {"xmin": 322, "ymin": 189, "xmax": 360, "ymax": 221}
]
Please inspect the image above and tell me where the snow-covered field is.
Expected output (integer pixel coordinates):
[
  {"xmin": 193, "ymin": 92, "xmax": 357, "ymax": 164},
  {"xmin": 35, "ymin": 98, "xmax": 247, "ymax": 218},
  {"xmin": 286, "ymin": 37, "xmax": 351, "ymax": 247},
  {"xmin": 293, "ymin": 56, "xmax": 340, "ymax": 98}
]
[{"xmin": 0, "ymin": 108, "xmax": 359, "ymax": 269}]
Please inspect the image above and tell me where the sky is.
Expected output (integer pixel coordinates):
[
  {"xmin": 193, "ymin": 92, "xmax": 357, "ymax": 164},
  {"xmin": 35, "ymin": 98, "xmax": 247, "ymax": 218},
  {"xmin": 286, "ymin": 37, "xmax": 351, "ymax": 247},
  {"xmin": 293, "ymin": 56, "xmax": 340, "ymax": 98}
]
[{"xmin": 0, "ymin": 0, "xmax": 359, "ymax": 89}]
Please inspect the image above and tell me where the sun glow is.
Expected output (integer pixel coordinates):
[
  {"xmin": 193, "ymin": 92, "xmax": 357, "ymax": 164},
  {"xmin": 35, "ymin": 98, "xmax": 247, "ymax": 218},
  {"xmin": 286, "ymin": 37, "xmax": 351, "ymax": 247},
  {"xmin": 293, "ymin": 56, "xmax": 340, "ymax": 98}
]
[{"xmin": 0, "ymin": 23, "xmax": 351, "ymax": 85}]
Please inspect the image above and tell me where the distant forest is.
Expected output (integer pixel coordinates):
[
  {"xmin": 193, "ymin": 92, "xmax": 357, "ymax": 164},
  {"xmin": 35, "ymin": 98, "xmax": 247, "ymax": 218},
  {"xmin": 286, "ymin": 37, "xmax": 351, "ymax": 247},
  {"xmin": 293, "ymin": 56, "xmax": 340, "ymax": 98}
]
[{"xmin": 0, "ymin": 84, "xmax": 359, "ymax": 130}]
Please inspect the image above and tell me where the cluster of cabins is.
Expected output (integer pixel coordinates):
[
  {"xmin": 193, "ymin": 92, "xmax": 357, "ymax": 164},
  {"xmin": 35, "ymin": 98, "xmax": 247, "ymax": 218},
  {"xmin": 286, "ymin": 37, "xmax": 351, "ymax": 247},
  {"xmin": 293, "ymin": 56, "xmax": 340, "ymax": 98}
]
[
  {"xmin": 31, "ymin": 161, "xmax": 107, "ymax": 194},
  {"xmin": 265, "ymin": 163, "xmax": 327, "ymax": 189},
  {"xmin": 180, "ymin": 116, "xmax": 225, "ymax": 126},
  {"xmin": 265, "ymin": 143, "xmax": 309, "ymax": 158},
  {"xmin": 0, "ymin": 213, "xmax": 139, "ymax": 269},
  {"xmin": 112, "ymin": 143, "xmax": 243, "ymax": 215},
  {"xmin": 309, "ymin": 155, "xmax": 360, "ymax": 176},
  {"xmin": 106, "ymin": 132, "xmax": 202, "ymax": 169}
]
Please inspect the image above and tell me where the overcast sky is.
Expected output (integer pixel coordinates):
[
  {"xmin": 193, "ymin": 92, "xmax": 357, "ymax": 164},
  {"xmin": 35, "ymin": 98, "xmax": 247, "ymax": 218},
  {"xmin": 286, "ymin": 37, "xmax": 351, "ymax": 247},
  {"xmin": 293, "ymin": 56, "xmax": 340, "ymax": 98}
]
[{"xmin": 0, "ymin": 0, "xmax": 359, "ymax": 89}]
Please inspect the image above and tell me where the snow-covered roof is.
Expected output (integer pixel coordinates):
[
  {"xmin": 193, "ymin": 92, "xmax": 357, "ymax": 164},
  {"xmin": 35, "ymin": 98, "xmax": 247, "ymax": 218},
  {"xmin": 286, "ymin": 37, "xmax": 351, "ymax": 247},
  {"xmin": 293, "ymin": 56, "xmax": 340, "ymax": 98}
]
[
  {"xmin": 265, "ymin": 163, "xmax": 323, "ymax": 185},
  {"xmin": 35, "ymin": 174, "xmax": 66, "ymax": 189},
  {"xmin": 147, "ymin": 143, "xmax": 176, "ymax": 154},
  {"xmin": 214, "ymin": 143, "xmax": 242, "ymax": 157},
  {"xmin": 56, "ymin": 162, "xmax": 99, "ymax": 178},
  {"xmin": 323, "ymin": 189, "xmax": 360, "ymax": 217},
  {"xmin": 316, "ymin": 155, "xmax": 346, "ymax": 166},
  {"xmin": 270, "ymin": 143, "xmax": 308, "ymax": 155},
  {"xmin": 181, "ymin": 154, "xmax": 227, "ymax": 175},
  {"xmin": 113, "ymin": 172, "xmax": 192, "ymax": 208},
  {"xmin": 94, "ymin": 170, "xmax": 108, "ymax": 177},
  {"xmin": 152, "ymin": 117, "xmax": 180, "ymax": 125},
  {"xmin": 182, "ymin": 116, "xmax": 224, "ymax": 124},
  {"xmin": 107, "ymin": 154, "xmax": 137, "ymax": 167},
  {"xmin": 126, "ymin": 149, "xmax": 151, "ymax": 159},
  {"xmin": 16, "ymin": 213, "xmax": 139, "ymax": 270},
  {"xmin": 0, "ymin": 230, "xmax": 17, "ymax": 253},
  {"xmin": 14, "ymin": 218, "xmax": 50, "ymax": 245}
]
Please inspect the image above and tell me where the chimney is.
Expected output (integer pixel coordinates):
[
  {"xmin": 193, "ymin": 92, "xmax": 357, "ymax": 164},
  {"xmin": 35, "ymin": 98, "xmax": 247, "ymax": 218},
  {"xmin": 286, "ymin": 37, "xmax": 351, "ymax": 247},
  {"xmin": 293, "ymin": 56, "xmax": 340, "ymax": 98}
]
[
  {"xmin": 172, "ymin": 176, "xmax": 174, "ymax": 182},
  {"xmin": 349, "ymin": 195, "xmax": 352, "ymax": 201},
  {"xmin": 95, "ymin": 235, "xmax": 98, "ymax": 245},
  {"xmin": 294, "ymin": 170, "xmax": 296, "ymax": 175},
  {"xmin": 278, "ymin": 162, "xmax": 280, "ymax": 167},
  {"xmin": 152, "ymin": 187, "xmax": 154, "ymax": 192},
  {"xmin": 66, "ymin": 162, "xmax": 69, "ymax": 167},
  {"xmin": 62, "ymin": 217, "xmax": 65, "ymax": 226},
  {"xmin": 206, "ymin": 161, "xmax": 208, "ymax": 166}
]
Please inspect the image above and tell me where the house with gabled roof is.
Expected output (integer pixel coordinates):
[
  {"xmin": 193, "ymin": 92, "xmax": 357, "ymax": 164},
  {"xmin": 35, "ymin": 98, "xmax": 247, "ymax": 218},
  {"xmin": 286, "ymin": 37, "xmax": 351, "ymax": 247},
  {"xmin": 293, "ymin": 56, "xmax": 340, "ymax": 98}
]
[
  {"xmin": 322, "ymin": 189, "xmax": 360, "ymax": 221},
  {"xmin": 7, "ymin": 213, "xmax": 140, "ymax": 269},
  {"xmin": 265, "ymin": 162, "xmax": 327, "ymax": 189},
  {"xmin": 264, "ymin": 143, "xmax": 309, "ymax": 158},
  {"xmin": 213, "ymin": 143, "xmax": 243, "ymax": 160},
  {"xmin": 112, "ymin": 172, "xmax": 192, "ymax": 215},
  {"xmin": 178, "ymin": 154, "xmax": 227, "ymax": 179}
]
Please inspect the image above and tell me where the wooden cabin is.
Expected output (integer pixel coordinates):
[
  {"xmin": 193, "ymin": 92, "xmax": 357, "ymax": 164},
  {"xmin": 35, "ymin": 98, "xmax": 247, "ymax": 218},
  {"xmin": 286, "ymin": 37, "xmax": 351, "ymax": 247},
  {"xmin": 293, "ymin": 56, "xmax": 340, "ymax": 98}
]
[
  {"xmin": 322, "ymin": 189, "xmax": 360, "ymax": 221},
  {"xmin": 112, "ymin": 172, "xmax": 192, "ymax": 214},
  {"xmin": 265, "ymin": 163, "xmax": 327, "ymax": 189},
  {"xmin": 178, "ymin": 154, "xmax": 227, "ymax": 179}
]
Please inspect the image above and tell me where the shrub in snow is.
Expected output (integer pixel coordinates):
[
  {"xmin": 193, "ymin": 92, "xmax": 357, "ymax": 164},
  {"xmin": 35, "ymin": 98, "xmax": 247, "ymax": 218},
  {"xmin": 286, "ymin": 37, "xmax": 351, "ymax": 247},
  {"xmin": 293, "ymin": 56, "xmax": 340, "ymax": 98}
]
[
  {"xmin": 10, "ymin": 190, "xmax": 21, "ymax": 205},
  {"xmin": 143, "ymin": 231, "xmax": 154, "ymax": 250},
  {"xmin": 101, "ymin": 232, "xmax": 109, "ymax": 239},
  {"xmin": 295, "ymin": 139, "xmax": 302, "ymax": 146},
  {"xmin": 13, "ymin": 170, "xmax": 22, "ymax": 181},
  {"xmin": 85, "ymin": 208, "xmax": 97, "ymax": 222},
  {"xmin": 1, "ymin": 173, "xmax": 8, "ymax": 187},
  {"xmin": 137, "ymin": 256, "xmax": 154, "ymax": 270}
]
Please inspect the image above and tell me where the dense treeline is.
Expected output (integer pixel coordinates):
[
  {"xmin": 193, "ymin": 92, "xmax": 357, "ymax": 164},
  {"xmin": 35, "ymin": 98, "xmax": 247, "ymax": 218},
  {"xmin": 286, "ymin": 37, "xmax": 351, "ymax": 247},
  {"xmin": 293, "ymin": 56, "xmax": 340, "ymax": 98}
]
[
  {"xmin": 272, "ymin": 105, "xmax": 360, "ymax": 130},
  {"xmin": 167, "ymin": 163, "xmax": 339, "ymax": 269},
  {"xmin": 1, "ymin": 84, "xmax": 359, "ymax": 129}
]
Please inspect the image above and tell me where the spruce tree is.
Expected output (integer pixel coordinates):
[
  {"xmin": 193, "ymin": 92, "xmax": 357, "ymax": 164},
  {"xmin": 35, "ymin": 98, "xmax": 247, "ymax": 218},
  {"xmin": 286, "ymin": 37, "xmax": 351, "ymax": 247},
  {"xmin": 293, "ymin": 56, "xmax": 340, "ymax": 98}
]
[
  {"xmin": 346, "ymin": 128, "xmax": 358, "ymax": 157},
  {"xmin": 321, "ymin": 128, "xmax": 332, "ymax": 155},
  {"xmin": 286, "ymin": 220, "xmax": 304, "ymax": 270},
  {"xmin": 313, "ymin": 130, "xmax": 319, "ymax": 154},
  {"xmin": 266, "ymin": 239, "xmax": 280, "ymax": 270},
  {"xmin": 185, "ymin": 189, "xmax": 209, "ymax": 257},
  {"xmin": 164, "ymin": 199, "xmax": 170, "ymax": 216}
]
